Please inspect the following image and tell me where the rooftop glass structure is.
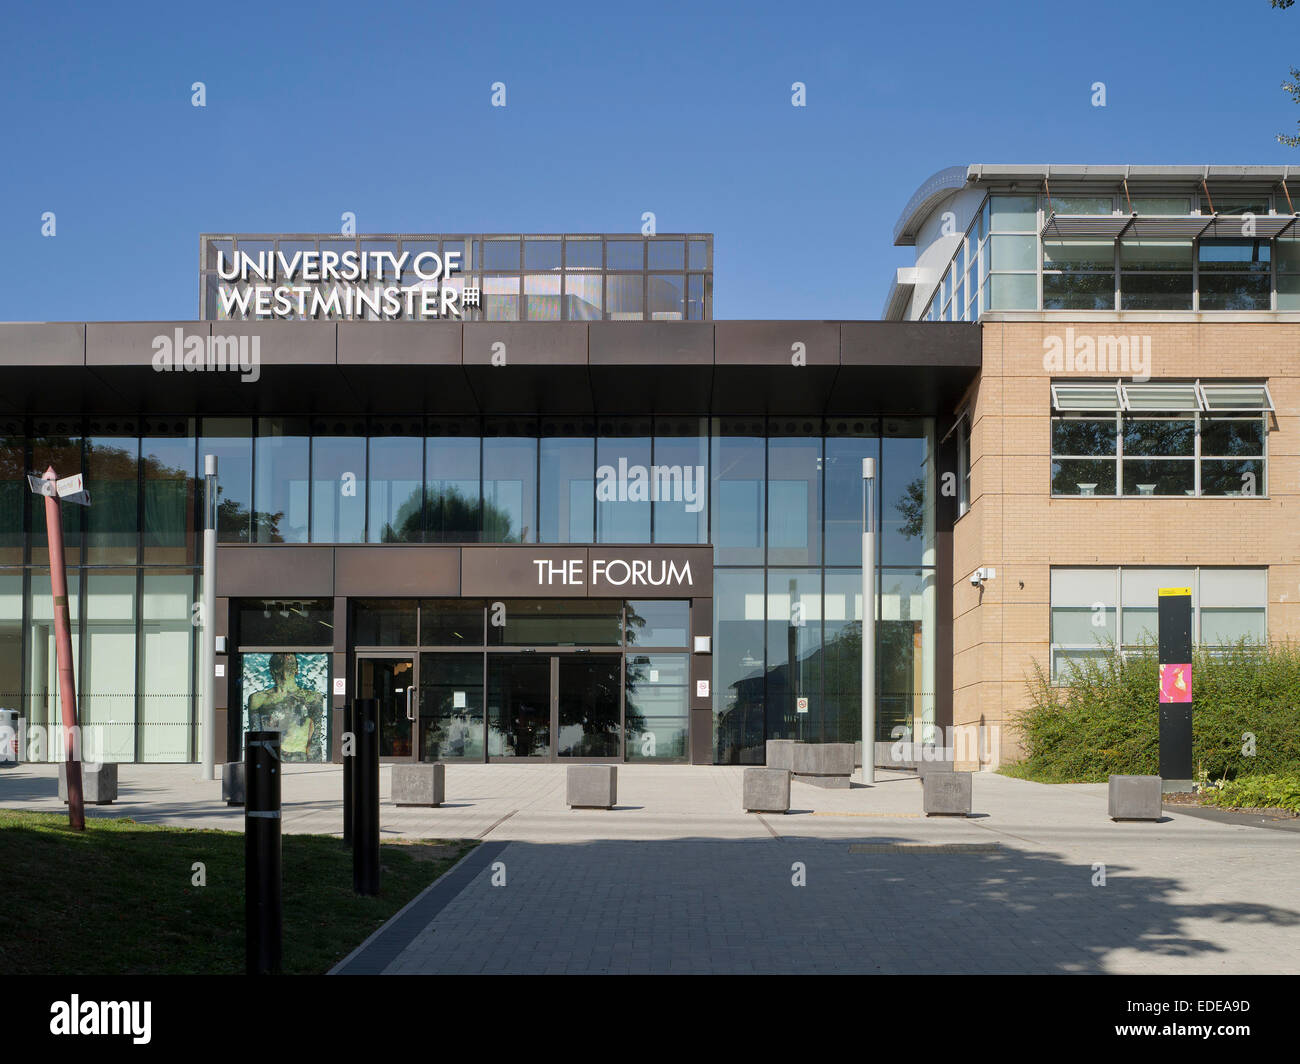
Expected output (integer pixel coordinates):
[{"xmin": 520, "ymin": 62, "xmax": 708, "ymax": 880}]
[
  {"xmin": 885, "ymin": 165, "xmax": 1300, "ymax": 319},
  {"xmin": 200, "ymin": 233, "xmax": 713, "ymax": 323}
]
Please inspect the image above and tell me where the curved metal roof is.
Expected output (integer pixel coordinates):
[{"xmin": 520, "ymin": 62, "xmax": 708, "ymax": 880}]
[
  {"xmin": 892, "ymin": 164, "xmax": 1300, "ymax": 247},
  {"xmin": 891, "ymin": 166, "xmax": 969, "ymax": 247}
]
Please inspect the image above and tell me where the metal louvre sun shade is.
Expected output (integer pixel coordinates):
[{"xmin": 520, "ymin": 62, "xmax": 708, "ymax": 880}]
[
  {"xmin": 1200, "ymin": 216, "xmax": 1298, "ymax": 240},
  {"xmin": 1041, "ymin": 214, "xmax": 1135, "ymax": 239},
  {"xmin": 1121, "ymin": 383, "xmax": 1200, "ymax": 411},
  {"xmin": 1197, "ymin": 382, "xmax": 1274, "ymax": 412},
  {"xmin": 1051, "ymin": 382, "xmax": 1121, "ymax": 411},
  {"xmin": 1121, "ymin": 216, "xmax": 1215, "ymax": 240},
  {"xmin": 1051, "ymin": 381, "xmax": 1274, "ymax": 413}
]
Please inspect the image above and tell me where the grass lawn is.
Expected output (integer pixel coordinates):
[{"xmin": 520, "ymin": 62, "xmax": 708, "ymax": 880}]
[{"xmin": 0, "ymin": 810, "xmax": 476, "ymax": 975}]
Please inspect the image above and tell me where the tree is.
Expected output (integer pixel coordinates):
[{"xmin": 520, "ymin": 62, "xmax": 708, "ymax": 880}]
[
  {"xmin": 894, "ymin": 475, "xmax": 926, "ymax": 541},
  {"xmin": 1273, "ymin": 1, "xmax": 1300, "ymax": 147}
]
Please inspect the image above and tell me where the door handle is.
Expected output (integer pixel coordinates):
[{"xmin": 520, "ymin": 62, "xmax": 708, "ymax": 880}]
[{"xmin": 405, "ymin": 685, "xmax": 416, "ymax": 721}]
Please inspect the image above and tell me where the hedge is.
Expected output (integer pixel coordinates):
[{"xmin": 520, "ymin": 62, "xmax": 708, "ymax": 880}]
[{"xmin": 1010, "ymin": 640, "xmax": 1300, "ymax": 783}]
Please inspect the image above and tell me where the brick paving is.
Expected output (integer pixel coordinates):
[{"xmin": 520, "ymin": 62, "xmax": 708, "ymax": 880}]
[{"xmin": 4, "ymin": 763, "xmax": 1297, "ymax": 974}]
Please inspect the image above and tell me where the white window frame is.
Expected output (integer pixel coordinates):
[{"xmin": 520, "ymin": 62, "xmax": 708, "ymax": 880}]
[{"xmin": 1049, "ymin": 566, "xmax": 1268, "ymax": 684}]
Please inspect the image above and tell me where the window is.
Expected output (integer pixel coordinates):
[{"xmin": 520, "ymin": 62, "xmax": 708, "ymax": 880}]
[
  {"xmin": 1120, "ymin": 239, "xmax": 1193, "ymax": 309},
  {"xmin": 767, "ymin": 425, "xmax": 822, "ymax": 566},
  {"xmin": 482, "ymin": 420, "xmax": 537, "ymax": 543},
  {"xmin": 1051, "ymin": 416, "xmax": 1118, "ymax": 496},
  {"xmin": 1198, "ymin": 240, "xmax": 1271, "ymax": 310},
  {"xmin": 1277, "ymin": 235, "xmax": 1300, "ymax": 309},
  {"xmin": 596, "ymin": 423, "xmax": 652, "ymax": 544},
  {"xmin": 986, "ymin": 194, "xmax": 1038, "ymax": 311},
  {"xmin": 83, "ymin": 571, "xmax": 137, "ymax": 762},
  {"xmin": 1043, "ymin": 239, "xmax": 1115, "ymax": 310},
  {"xmin": 823, "ymin": 422, "xmax": 877, "ymax": 566},
  {"xmin": 202, "ymin": 419, "xmax": 252, "ymax": 544},
  {"xmin": 540, "ymin": 425, "xmax": 595, "ymax": 544},
  {"xmin": 1044, "ymin": 194, "xmax": 1114, "ymax": 216},
  {"xmin": 1209, "ymin": 196, "xmax": 1270, "ymax": 217},
  {"xmin": 140, "ymin": 571, "xmax": 194, "ymax": 761},
  {"xmin": 140, "ymin": 421, "xmax": 195, "ymax": 566},
  {"xmin": 1121, "ymin": 418, "xmax": 1194, "ymax": 496},
  {"xmin": 1050, "ymin": 567, "xmax": 1267, "ymax": 683},
  {"xmin": 367, "ymin": 424, "xmax": 424, "ymax": 543},
  {"xmin": 426, "ymin": 421, "xmax": 481, "ymax": 542},
  {"xmin": 881, "ymin": 419, "xmax": 934, "ymax": 567},
  {"xmin": 711, "ymin": 420, "xmax": 765, "ymax": 565},
  {"xmin": 957, "ymin": 415, "xmax": 972, "ymax": 516},
  {"xmin": 310, "ymin": 425, "xmax": 366, "ymax": 544},
  {"xmin": 1199, "ymin": 417, "xmax": 1266, "ymax": 496},
  {"xmin": 652, "ymin": 419, "xmax": 708, "ymax": 545},
  {"xmin": 1050, "ymin": 381, "xmax": 1270, "ymax": 497},
  {"xmin": 1129, "ymin": 196, "xmax": 1191, "ymax": 215}
]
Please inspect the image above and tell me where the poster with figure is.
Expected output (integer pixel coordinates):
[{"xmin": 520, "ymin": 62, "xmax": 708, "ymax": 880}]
[{"xmin": 241, "ymin": 652, "xmax": 330, "ymax": 763}]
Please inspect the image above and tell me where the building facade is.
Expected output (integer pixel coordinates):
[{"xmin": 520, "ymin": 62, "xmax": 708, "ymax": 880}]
[
  {"xmin": 0, "ymin": 233, "xmax": 973, "ymax": 765},
  {"xmin": 5, "ymin": 168, "xmax": 1293, "ymax": 772},
  {"xmin": 887, "ymin": 165, "xmax": 1298, "ymax": 766}
]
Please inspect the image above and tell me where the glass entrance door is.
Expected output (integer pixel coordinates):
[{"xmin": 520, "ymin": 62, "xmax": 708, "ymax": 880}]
[
  {"xmin": 356, "ymin": 655, "xmax": 416, "ymax": 759},
  {"xmin": 488, "ymin": 654, "xmax": 552, "ymax": 757},
  {"xmin": 419, "ymin": 653, "xmax": 484, "ymax": 761},
  {"xmin": 487, "ymin": 652, "xmax": 623, "ymax": 759},
  {"xmin": 557, "ymin": 654, "xmax": 622, "ymax": 757}
]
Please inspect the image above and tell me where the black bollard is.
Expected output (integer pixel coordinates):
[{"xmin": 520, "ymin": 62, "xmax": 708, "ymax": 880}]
[
  {"xmin": 352, "ymin": 698, "xmax": 380, "ymax": 896},
  {"xmin": 245, "ymin": 730, "xmax": 282, "ymax": 975},
  {"xmin": 342, "ymin": 699, "xmax": 353, "ymax": 846}
]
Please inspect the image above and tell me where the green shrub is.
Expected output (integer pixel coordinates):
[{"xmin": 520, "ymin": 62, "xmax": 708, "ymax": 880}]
[
  {"xmin": 1203, "ymin": 774, "xmax": 1300, "ymax": 814},
  {"xmin": 1011, "ymin": 640, "xmax": 1300, "ymax": 783}
]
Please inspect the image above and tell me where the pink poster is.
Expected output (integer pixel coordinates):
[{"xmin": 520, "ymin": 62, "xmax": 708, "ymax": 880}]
[{"xmin": 1159, "ymin": 662, "xmax": 1192, "ymax": 704}]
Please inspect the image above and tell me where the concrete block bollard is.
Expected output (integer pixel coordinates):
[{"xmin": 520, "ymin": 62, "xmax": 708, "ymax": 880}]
[
  {"xmin": 392, "ymin": 763, "xmax": 446, "ymax": 807},
  {"xmin": 923, "ymin": 771, "xmax": 971, "ymax": 816},
  {"xmin": 566, "ymin": 764, "xmax": 617, "ymax": 809},
  {"xmin": 1108, "ymin": 775, "xmax": 1163, "ymax": 821},
  {"xmin": 743, "ymin": 767, "xmax": 791, "ymax": 813},
  {"xmin": 59, "ymin": 762, "xmax": 117, "ymax": 805}
]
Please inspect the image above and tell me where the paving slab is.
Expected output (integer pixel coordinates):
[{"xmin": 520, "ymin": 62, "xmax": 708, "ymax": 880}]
[{"xmin": 4, "ymin": 763, "xmax": 1297, "ymax": 974}]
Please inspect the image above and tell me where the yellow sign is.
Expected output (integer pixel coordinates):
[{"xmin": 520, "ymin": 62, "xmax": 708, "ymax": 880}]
[{"xmin": 1158, "ymin": 587, "xmax": 1191, "ymax": 597}]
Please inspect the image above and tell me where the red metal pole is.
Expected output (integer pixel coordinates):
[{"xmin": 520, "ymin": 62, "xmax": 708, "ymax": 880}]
[{"xmin": 43, "ymin": 466, "xmax": 84, "ymax": 831}]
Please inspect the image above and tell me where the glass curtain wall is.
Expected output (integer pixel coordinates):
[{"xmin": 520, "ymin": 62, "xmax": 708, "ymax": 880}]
[
  {"xmin": 711, "ymin": 417, "xmax": 937, "ymax": 762},
  {"xmin": 0, "ymin": 415, "xmax": 937, "ymax": 764},
  {"xmin": 6, "ymin": 421, "xmax": 201, "ymax": 764}
]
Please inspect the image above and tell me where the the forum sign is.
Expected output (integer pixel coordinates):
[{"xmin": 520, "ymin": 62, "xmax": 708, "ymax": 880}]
[
  {"xmin": 214, "ymin": 248, "xmax": 479, "ymax": 320},
  {"xmin": 459, "ymin": 546, "xmax": 714, "ymax": 598}
]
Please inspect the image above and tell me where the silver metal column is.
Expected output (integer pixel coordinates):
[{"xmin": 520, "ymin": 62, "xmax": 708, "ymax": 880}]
[
  {"xmin": 861, "ymin": 457, "xmax": 876, "ymax": 785},
  {"xmin": 201, "ymin": 454, "xmax": 218, "ymax": 781}
]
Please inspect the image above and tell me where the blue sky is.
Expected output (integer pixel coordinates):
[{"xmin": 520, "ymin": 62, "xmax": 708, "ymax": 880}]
[{"xmin": 2, "ymin": 0, "xmax": 1298, "ymax": 322}]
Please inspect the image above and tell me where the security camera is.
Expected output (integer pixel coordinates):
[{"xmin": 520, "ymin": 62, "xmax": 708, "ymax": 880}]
[{"xmin": 970, "ymin": 570, "xmax": 983, "ymax": 587}]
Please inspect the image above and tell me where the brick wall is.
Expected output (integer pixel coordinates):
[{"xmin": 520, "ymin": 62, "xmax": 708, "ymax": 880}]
[{"xmin": 954, "ymin": 321, "xmax": 1300, "ymax": 769}]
